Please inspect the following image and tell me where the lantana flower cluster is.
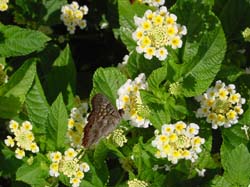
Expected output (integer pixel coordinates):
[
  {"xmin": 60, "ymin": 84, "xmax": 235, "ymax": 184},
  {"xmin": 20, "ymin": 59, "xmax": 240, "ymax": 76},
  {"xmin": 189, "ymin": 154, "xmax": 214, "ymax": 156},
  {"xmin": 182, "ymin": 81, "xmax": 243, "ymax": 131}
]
[
  {"xmin": 67, "ymin": 96, "xmax": 88, "ymax": 148},
  {"xmin": 138, "ymin": 0, "xmax": 165, "ymax": 7},
  {"xmin": 60, "ymin": 1, "xmax": 88, "ymax": 34},
  {"xmin": 49, "ymin": 148, "xmax": 90, "ymax": 187},
  {"xmin": 152, "ymin": 121, "xmax": 205, "ymax": 164},
  {"xmin": 127, "ymin": 178, "xmax": 149, "ymax": 187},
  {"xmin": 116, "ymin": 73, "xmax": 151, "ymax": 128},
  {"xmin": 132, "ymin": 6, "xmax": 187, "ymax": 61},
  {"xmin": 107, "ymin": 128, "xmax": 128, "ymax": 147},
  {"xmin": 195, "ymin": 80, "xmax": 245, "ymax": 129},
  {"xmin": 0, "ymin": 0, "xmax": 9, "ymax": 11},
  {"xmin": 4, "ymin": 120, "xmax": 39, "ymax": 159}
]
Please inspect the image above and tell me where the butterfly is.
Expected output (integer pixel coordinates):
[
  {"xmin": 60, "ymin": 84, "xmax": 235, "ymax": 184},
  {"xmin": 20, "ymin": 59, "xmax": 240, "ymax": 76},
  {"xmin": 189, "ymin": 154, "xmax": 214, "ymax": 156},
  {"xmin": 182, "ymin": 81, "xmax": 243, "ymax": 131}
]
[{"xmin": 82, "ymin": 93, "xmax": 124, "ymax": 148}]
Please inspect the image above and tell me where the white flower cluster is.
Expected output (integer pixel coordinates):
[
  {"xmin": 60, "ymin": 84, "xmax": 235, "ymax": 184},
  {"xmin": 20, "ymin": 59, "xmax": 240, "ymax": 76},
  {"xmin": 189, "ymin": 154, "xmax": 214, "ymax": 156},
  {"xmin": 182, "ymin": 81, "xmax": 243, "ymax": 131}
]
[
  {"xmin": 127, "ymin": 178, "xmax": 149, "ymax": 187},
  {"xmin": 195, "ymin": 80, "xmax": 246, "ymax": 129},
  {"xmin": 60, "ymin": 1, "xmax": 88, "ymax": 34},
  {"xmin": 116, "ymin": 73, "xmax": 151, "ymax": 128},
  {"xmin": 132, "ymin": 6, "xmax": 187, "ymax": 61},
  {"xmin": 0, "ymin": 0, "xmax": 9, "ymax": 11},
  {"xmin": 67, "ymin": 96, "xmax": 88, "ymax": 148},
  {"xmin": 138, "ymin": 0, "xmax": 165, "ymax": 7},
  {"xmin": 152, "ymin": 121, "xmax": 205, "ymax": 164},
  {"xmin": 49, "ymin": 148, "xmax": 90, "ymax": 187},
  {"xmin": 4, "ymin": 120, "xmax": 39, "ymax": 159}
]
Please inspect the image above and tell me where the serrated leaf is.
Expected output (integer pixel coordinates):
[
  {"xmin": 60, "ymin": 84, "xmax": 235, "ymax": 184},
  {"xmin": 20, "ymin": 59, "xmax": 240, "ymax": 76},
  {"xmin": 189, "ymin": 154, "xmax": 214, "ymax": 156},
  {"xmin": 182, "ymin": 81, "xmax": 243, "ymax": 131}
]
[
  {"xmin": 16, "ymin": 154, "xmax": 49, "ymax": 186},
  {"xmin": 0, "ymin": 95, "xmax": 22, "ymax": 119},
  {"xmin": 239, "ymin": 102, "xmax": 250, "ymax": 125},
  {"xmin": 0, "ymin": 24, "xmax": 50, "ymax": 57},
  {"xmin": 147, "ymin": 66, "xmax": 168, "ymax": 91},
  {"xmin": 0, "ymin": 59, "xmax": 36, "ymax": 98},
  {"xmin": 140, "ymin": 90, "xmax": 170, "ymax": 129},
  {"xmin": 0, "ymin": 59, "xmax": 36, "ymax": 118},
  {"xmin": 42, "ymin": 0, "xmax": 67, "ymax": 25},
  {"xmin": 211, "ymin": 176, "xmax": 232, "ymax": 187},
  {"xmin": 46, "ymin": 93, "xmax": 68, "ymax": 150},
  {"xmin": 126, "ymin": 51, "xmax": 161, "ymax": 79},
  {"xmin": 222, "ymin": 144, "xmax": 250, "ymax": 186},
  {"xmin": 221, "ymin": 125, "xmax": 248, "ymax": 155},
  {"xmin": 90, "ymin": 67, "xmax": 127, "ymax": 106},
  {"xmin": 118, "ymin": 0, "xmax": 150, "ymax": 51},
  {"xmin": 25, "ymin": 75, "xmax": 49, "ymax": 134},
  {"xmin": 171, "ymin": 1, "xmax": 226, "ymax": 97},
  {"xmin": 44, "ymin": 44, "xmax": 76, "ymax": 106}
]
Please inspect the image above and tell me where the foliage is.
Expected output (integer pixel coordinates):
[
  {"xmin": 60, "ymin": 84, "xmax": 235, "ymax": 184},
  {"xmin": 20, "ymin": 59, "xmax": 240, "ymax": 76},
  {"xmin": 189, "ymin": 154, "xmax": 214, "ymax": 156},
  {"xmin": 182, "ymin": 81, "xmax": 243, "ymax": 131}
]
[{"xmin": 0, "ymin": 0, "xmax": 250, "ymax": 187}]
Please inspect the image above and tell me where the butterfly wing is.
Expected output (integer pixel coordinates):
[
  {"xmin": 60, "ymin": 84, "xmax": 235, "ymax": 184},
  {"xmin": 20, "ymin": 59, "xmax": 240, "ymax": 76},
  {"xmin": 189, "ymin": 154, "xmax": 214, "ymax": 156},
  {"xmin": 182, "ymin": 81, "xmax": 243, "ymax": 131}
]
[{"xmin": 82, "ymin": 93, "xmax": 122, "ymax": 148}]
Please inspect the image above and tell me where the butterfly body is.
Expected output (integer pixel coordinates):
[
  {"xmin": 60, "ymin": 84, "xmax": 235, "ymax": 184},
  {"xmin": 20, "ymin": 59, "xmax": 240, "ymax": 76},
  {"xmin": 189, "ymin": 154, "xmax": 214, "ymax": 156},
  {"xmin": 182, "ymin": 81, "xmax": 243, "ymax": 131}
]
[{"xmin": 82, "ymin": 93, "xmax": 123, "ymax": 148}]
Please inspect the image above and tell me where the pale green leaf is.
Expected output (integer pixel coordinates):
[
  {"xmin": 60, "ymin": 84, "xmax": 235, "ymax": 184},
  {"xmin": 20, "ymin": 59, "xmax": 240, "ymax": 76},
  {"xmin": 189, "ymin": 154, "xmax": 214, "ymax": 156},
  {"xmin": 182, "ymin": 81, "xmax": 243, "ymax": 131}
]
[
  {"xmin": 222, "ymin": 144, "xmax": 250, "ymax": 186},
  {"xmin": 91, "ymin": 67, "xmax": 126, "ymax": 106},
  {"xmin": 44, "ymin": 44, "xmax": 76, "ymax": 106},
  {"xmin": 0, "ymin": 24, "xmax": 50, "ymax": 57},
  {"xmin": 16, "ymin": 154, "xmax": 49, "ymax": 186},
  {"xmin": 25, "ymin": 75, "xmax": 49, "ymax": 134},
  {"xmin": 46, "ymin": 93, "xmax": 68, "ymax": 150}
]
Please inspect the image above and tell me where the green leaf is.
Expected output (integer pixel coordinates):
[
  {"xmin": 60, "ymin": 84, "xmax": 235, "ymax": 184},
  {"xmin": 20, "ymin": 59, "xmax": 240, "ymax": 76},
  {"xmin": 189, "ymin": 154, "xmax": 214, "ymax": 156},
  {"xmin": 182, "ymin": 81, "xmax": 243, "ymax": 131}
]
[
  {"xmin": 126, "ymin": 51, "xmax": 161, "ymax": 79},
  {"xmin": 215, "ymin": 0, "xmax": 250, "ymax": 37},
  {"xmin": 16, "ymin": 154, "xmax": 49, "ymax": 186},
  {"xmin": 0, "ymin": 144, "xmax": 23, "ymax": 177},
  {"xmin": 0, "ymin": 95, "xmax": 22, "ymax": 119},
  {"xmin": 195, "ymin": 136, "xmax": 218, "ymax": 169},
  {"xmin": 221, "ymin": 125, "xmax": 248, "ymax": 155},
  {"xmin": 0, "ymin": 24, "xmax": 50, "ymax": 57},
  {"xmin": 211, "ymin": 176, "xmax": 232, "ymax": 187},
  {"xmin": 0, "ymin": 59, "xmax": 36, "ymax": 98},
  {"xmin": 44, "ymin": 44, "xmax": 76, "ymax": 106},
  {"xmin": 0, "ymin": 59, "xmax": 36, "ymax": 118},
  {"xmin": 42, "ymin": 0, "xmax": 67, "ymax": 25},
  {"xmin": 222, "ymin": 144, "xmax": 250, "ymax": 186},
  {"xmin": 147, "ymin": 66, "xmax": 168, "ymax": 91},
  {"xmin": 118, "ymin": 0, "xmax": 150, "ymax": 51},
  {"xmin": 140, "ymin": 90, "xmax": 170, "ymax": 129},
  {"xmin": 171, "ymin": 1, "xmax": 226, "ymax": 97},
  {"xmin": 91, "ymin": 67, "xmax": 127, "ymax": 106},
  {"xmin": 46, "ymin": 93, "xmax": 68, "ymax": 150},
  {"xmin": 82, "ymin": 154, "xmax": 106, "ymax": 187},
  {"xmin": 25, "ymin": 75, "xmax": 49, "ymax": 134},
  {"xmin": 239, "ymin": 101, "xmax": 250, "ymax": 125}
]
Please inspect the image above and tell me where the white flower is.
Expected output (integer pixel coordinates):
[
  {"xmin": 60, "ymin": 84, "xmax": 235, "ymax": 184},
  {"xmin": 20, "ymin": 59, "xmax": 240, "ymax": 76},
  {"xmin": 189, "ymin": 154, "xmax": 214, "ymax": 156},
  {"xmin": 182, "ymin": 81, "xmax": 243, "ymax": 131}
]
[
  {"xmin": 64, "ymin": 148, "xmax": 77, "ymax": 160},
  {"xmin": 195, "ymin": 168, "xmax": 206, "ymax": 177},
  {"xmin": 4, "ymin": 136, "xmax": 15, "ymax": 147},
  {"xmin": 15, "ymin": 148, "xmax": 25, "ymax": 159},
  {"xmin": 80, "ymin": 162, "xmax": 90, "ymax": 172},
  {"xmin": 195, "ymin": 81, "xmax": 245, "ymax": 129},
  {"xmin": 132, "ymin": 6, "xmax": 187, "ymax": 61},
  {"xmin": 61, "ymin": 1, "xmax": 88, "ymax": 34},
  {"xmin": 116, "ymin": 73, "xmax": 151, "ymax": 128},
  {"xmin": 152, "ymin": 121, "xmax": 204, "ymax": 164}
]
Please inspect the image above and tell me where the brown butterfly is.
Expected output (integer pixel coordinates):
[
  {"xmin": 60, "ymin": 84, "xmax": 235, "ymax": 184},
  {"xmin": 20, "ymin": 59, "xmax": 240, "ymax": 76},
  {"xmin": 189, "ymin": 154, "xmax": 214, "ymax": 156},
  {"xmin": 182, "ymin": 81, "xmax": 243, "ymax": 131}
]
[{"xmin": 82, "ymin": 93, "xmax": 124, "ymax": 148}]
